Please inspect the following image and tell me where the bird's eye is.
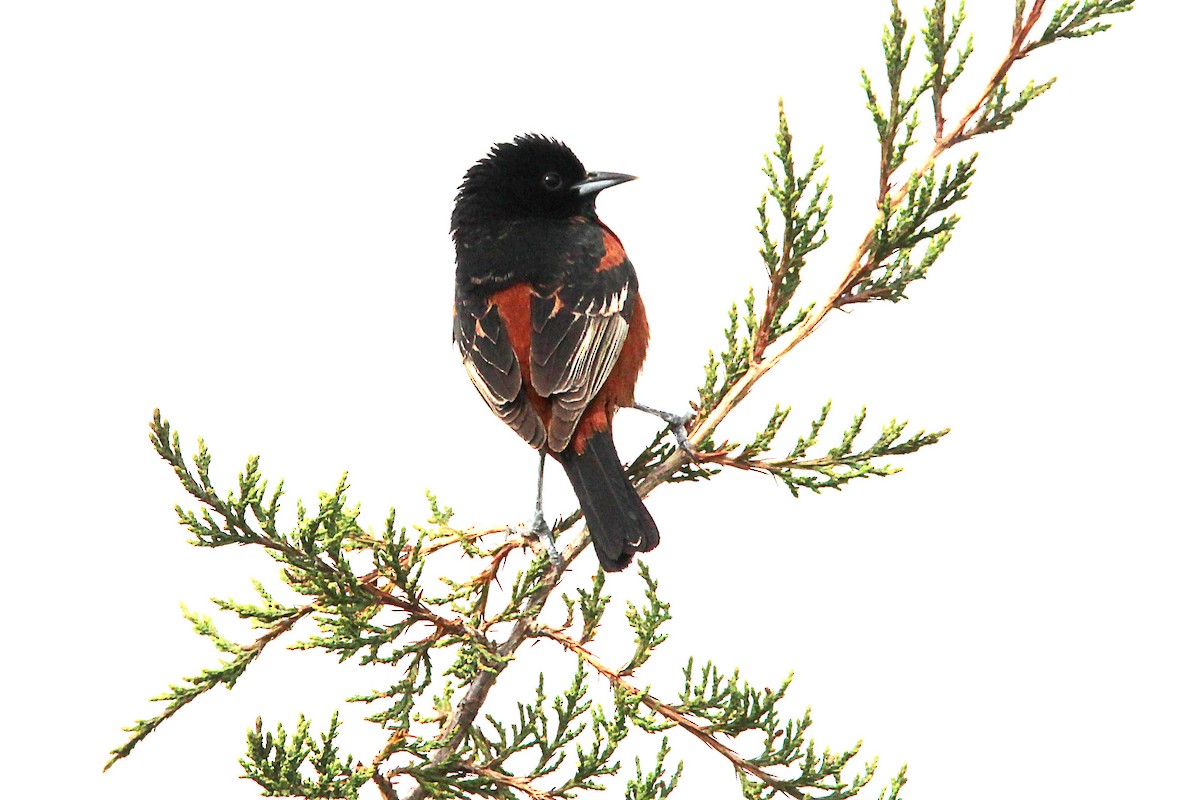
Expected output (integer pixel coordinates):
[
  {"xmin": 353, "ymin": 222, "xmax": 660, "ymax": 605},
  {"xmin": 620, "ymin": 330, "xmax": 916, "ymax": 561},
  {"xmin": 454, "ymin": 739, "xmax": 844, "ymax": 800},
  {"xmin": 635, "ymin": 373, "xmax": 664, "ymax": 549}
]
[{"xmin": 542, "ymin": 172, "xmax": 563, "ymax": 191}]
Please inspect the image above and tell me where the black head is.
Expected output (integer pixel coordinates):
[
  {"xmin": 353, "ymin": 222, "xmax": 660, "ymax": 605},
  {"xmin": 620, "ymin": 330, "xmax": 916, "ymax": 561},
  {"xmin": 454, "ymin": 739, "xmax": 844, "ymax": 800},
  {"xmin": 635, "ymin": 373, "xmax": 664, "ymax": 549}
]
[{"xmin": 451, "ymin": 135, "xmax": 635, "ymax": 234}]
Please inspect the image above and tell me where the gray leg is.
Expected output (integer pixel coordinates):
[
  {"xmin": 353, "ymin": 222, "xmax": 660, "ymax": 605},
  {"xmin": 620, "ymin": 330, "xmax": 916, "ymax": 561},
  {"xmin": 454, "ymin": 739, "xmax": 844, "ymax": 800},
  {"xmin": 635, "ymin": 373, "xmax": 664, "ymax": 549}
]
[
  {"xmin": 632, "ymin": 402, "xmax": 697, "ymax": 454},
  {"xmin": 507, "ymin": 453, "xmax": 562, "ymax": 569},
  {"xmin": 530, "ymin": 452, "xmax": 563, "ymax": 570}
]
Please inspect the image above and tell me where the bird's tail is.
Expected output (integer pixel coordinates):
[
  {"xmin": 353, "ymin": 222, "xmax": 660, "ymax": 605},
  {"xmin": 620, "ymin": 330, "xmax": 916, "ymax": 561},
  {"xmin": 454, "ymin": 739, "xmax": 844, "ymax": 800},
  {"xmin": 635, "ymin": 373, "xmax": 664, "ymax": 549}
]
[{"xmin": 558, "ymin": 427, "xmax": 659, "ymax": 572}]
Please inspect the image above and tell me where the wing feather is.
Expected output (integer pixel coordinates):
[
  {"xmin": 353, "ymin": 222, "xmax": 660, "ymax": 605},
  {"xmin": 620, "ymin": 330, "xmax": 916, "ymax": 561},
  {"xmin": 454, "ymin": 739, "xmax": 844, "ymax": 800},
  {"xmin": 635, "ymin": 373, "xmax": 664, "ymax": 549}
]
[
  {"xmin": 530, "ymin": 284, "xmax": 631, "ymax": 453},
  {"xmin": 455, "ymin": 298, "xmax": 546, "ymax": 450}
]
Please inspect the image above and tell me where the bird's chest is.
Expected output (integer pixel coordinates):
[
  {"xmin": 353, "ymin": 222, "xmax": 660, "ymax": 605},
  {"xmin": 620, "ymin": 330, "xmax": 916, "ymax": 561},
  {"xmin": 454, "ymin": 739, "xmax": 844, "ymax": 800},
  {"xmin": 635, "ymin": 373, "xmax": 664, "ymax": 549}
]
[{"xmin": 455, "ymin": 220, "xmax": 615, "ymax": 292}]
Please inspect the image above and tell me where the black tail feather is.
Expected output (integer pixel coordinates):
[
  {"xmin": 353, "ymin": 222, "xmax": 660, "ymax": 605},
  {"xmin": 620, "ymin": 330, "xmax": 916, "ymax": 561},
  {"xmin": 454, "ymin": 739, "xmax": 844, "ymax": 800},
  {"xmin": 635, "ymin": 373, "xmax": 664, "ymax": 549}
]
[{"xmin": 558, "ymin": 429, "xmax": 659, "ymax": 572}]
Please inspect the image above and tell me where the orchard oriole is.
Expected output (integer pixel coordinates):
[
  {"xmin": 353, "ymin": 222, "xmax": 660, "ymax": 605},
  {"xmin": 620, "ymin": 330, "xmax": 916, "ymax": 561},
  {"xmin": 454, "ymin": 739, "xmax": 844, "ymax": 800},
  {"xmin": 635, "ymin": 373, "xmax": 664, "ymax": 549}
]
[{"xmin": 452, "ymin": 135, "xmax": 687, "ymax": 572}]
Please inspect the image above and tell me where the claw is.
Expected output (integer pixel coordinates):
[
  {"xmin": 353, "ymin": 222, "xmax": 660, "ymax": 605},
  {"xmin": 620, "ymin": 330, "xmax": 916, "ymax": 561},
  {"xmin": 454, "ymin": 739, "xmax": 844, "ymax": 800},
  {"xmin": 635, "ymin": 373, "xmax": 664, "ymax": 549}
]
[
  {"xmin": 530, "ymin": 511, "xmax": 563, "ymax": 571},
  {"xmin": 506, "ymin": 513, "xmax": 563, "ymax": 570},
  {"xmin": 632, "ymin": 402, "xmax": 697, "ymax": 458}
]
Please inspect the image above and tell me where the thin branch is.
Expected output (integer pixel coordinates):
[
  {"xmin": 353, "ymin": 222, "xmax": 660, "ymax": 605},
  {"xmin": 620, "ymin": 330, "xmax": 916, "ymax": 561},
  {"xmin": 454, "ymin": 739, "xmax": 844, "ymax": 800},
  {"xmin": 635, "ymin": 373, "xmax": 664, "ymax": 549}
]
[
  {"xmin": 941, "ymin": 0, "xmax": 1047, "ymax": 147},
  {"xmin": 536, "ymin": 626, "xmax": 807, "ymax": 798},
  {"xmin": 466, "ymin": 765, "xmax": 555, "ymax": 800},
  {"xmin": 394, "ymin": 534, "xmax": 593, "ymax": 800},
  {"xmin": 371, "ymin": 732, "xmax": 404, "ymax": 800},
  {"xmin": 373, "ymin": 771, "xmax": 401, "ymax": 800},
  {"xmin": 417, "ymin": 525, "xmax": 509, "ymax": 557},
  {"xmin": 357, "ymin": 568, "xmax": 493, "ymax": 652},
  {"xmin": 103, "ymin": 604, "xmax": 312, "ymax": 771}
]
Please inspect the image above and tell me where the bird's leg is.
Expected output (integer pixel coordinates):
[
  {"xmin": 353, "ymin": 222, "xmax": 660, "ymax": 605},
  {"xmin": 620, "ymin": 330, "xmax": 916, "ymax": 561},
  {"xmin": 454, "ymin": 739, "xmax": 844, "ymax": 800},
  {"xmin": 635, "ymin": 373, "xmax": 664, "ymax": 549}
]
[
  {"xmin": 632, "ymin": 401, "xmax": 697, "ymax": 454},
  {"xmin": 506, "ymin": 454, "xmax": 562, "ymax": 569},
  {"xmin": 529, "ymin": 451, "xmax": 563, "ymax": 570}
]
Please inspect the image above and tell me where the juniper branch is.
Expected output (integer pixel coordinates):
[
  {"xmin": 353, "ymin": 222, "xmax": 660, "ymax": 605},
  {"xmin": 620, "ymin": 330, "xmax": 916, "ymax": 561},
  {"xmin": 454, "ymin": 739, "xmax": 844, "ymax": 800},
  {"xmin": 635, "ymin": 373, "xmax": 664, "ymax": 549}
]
[
  {"xmin": 703, "ymin": 407, "xmax": 949, "ymax": 494},
  {"xmin": 652, "ymin": 0, "xmax": 1127, "ymax": 490},
  {"xmin": 104, "ymin": 602, "xmax": 311, "ymax": 771},
  {"xmin": 536, "ymin": 626, "xmax": 865, "ymax": 800},
  {"xmin": 241, "ymin": 712, "xmax": 371, "ymax": 798}
]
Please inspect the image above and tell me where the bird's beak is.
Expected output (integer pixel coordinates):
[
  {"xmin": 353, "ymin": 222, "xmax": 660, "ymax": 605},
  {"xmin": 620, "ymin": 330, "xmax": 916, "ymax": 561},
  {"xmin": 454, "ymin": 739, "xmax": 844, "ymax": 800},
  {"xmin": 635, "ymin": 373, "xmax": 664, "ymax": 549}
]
[{"xmin": 572, "ymin": 171, "xmax": 637, "ymax": 196}]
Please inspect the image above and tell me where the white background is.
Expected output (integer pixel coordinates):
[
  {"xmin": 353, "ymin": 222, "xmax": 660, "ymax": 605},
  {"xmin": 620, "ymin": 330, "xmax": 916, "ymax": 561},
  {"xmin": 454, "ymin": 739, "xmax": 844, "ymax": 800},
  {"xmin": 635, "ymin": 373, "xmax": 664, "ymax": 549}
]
[{"xmin": 2, "ymin": 2, "xmax": 1196, "ymax": 799}]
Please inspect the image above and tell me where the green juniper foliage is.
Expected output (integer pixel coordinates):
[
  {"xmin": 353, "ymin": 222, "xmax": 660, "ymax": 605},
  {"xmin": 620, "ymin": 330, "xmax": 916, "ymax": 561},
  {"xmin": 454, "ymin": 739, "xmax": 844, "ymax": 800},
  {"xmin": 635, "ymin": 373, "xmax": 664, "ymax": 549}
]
[
  {"xmin": 109, "ymin": 2, "xmax": 1133, "ymax": 797},
  {"xmin": 242, "ymin": 713, "xmax": 372, "ymax": 799}
]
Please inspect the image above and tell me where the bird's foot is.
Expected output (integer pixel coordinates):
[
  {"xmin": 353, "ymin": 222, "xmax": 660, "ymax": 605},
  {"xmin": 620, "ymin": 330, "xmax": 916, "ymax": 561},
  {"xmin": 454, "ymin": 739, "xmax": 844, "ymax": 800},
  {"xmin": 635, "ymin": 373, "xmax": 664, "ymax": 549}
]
[
  {"xmin": 632, "ymin": 402, "xmax": 697, "ymax": 456},
  {"xmin": 511, "ymin": 510, "xmax": 563, "ymax": 572}
]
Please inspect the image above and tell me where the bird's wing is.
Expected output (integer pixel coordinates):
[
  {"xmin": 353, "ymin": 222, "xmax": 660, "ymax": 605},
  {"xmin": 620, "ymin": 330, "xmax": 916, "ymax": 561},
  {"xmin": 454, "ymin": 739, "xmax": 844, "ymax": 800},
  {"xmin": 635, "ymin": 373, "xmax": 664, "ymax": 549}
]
[
  {"xmin": 530, "ymin": 277, "xmax": 633, "ymax": 453},
  {"xmin": 455, "ymin": 292, "xmax": 547, "ymax": 450}
]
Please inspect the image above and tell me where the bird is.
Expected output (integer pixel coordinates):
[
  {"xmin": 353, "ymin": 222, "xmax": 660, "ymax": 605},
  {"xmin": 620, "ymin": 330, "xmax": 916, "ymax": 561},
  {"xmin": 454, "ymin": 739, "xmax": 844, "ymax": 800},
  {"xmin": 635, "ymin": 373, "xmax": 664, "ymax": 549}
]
[{"xmin": 451, "ymin": 135, "xmax": 688, "ymax": 572}]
